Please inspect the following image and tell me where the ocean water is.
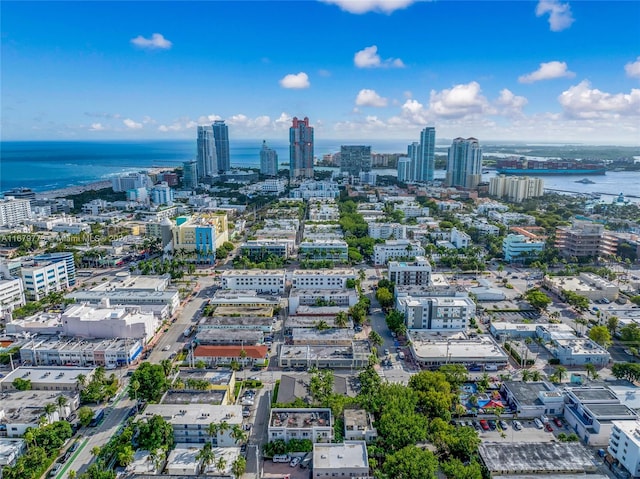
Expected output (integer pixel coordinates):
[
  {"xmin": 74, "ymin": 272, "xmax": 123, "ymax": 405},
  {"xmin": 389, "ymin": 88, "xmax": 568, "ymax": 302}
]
[
  {"xmin": 1, "ymin": 140, "xmax": 639, "ymax": 201},
  {"xmin": 0, "ymin": 139, "xmax": 408, "ymax": 192}
]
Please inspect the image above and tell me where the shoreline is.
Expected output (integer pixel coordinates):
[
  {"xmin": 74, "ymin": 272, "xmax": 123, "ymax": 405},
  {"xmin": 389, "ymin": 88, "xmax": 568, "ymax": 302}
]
[{"xmin": 34, "ymin": 167, "xmax": 177, "ymax": 199}]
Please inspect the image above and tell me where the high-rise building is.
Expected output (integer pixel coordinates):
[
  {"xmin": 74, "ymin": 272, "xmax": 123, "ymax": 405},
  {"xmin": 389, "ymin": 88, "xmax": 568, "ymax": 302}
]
[
  {"xmin": 260, "ymin": 141, "xmax": 279, "ymax": 176},
  {"xmin": 397, "ymin": 157, "xmax": 412, "ymax": 183},
  {"xmin": 197, "ymin": 125, "xmax": 216, "ymax": 180},
  {"xmin": 213, "ymin": 120, "xmax": 230, "ymax": 173},
  {"xmin": 340, "ymin": 145, "xmax": 371, "ymax": 177},
  {"xmin": 150, "ymin": 182, "xmax": 174, "ymax": 206},
  {"xmin": 0, "ymin": 197, "xmax": 32, "ymax": 227},
  {"xmin": 407, "ymin": 142, "xmax": 420, "ymax": 182},
  {"xmin": 445, "ymin": 137, "xmax": 482, "ymax": 189},
  {"xmin": 289, "ymin": 117, "xmax": 314, "ymax": 179},
  {"xmin": 489, "ymin": 175, "xmax": 544, "ymax": 202},
  {"xmin": 418, "ymin": 127, "xmax": 436, "ymax": 182},
  {"xmin": 182, "ymin": 161, "xmax": 198, "ymax": 189},
  {"xmin": 111, "ymin": 172, "xmax": 151, "ymax": 192}
]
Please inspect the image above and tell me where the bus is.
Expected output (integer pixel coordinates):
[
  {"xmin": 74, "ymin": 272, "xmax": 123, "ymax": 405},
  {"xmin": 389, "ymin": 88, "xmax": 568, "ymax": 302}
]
[{"xmin": 89, "ymin": 408, "xmax": 104, "ymax": 427}]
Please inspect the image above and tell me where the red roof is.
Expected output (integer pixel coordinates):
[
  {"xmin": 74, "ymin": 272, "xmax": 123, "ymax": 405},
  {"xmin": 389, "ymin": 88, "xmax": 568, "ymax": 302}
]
[{"xmin": 194, "ymin": 345, "xmax": 268, "ymax": 359}]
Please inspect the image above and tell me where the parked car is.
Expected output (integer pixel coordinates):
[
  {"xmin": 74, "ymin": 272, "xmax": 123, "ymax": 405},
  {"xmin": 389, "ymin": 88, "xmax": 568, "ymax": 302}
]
[
  {"xmin": 479, "ymin": 420, "xmax": 490, "ymax": 431},
  {"xmin": 383, "ymin": 349, "xmax": 390, "ymax": 356},
  {"xmin": 512, "ymin": 420, "xmax": 522, "ymax": 430},
  {"xmin": 534, "ymin": 418, "xmax": 544, "ymax": 429},
  {"xmin": 472, "ymin": 420, "xmax": 481, "ymax": 430},
  {"xmin": 499, "ymin": 420, "xmax": 508, "ymax": 430},
  {"xmin": 487, "ymin": 420, "xmax": 497, "ymax": 430},
  {"xmin": 545, "ymin": 422, "xmax": 554, "ymax": 432},
  {"xmin": 553, "ymin": 417, "xmax": 563, "ymax": 427},
  {"xmin": 290, "ymin": 457, "xmax": 301, "ymax": 467},
  {"xmin": 69, "ymin": 442, "xmax": 79, "ymax": 452}
]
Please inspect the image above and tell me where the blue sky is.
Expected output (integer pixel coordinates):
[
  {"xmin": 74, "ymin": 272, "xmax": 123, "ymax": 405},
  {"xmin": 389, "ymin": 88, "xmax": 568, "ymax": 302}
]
[{"xmin": 1, "ymin": 0, "xmax": 639, "ymax": 144}]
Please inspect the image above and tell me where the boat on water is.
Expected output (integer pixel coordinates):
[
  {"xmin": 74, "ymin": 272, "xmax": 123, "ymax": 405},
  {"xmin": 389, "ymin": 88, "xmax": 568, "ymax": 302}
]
[
  {"xmin": 496, "ymin": 158, "xmax": 606, "ymax": 176},
  {"xmin": 575, "ymin": 178, "xmax": 596, "ymax": 184}
]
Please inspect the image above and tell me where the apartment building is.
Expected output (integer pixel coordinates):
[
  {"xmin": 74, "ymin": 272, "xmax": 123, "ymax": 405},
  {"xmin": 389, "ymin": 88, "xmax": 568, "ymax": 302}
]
[
  {"xmin": 502, "ymin": 234, "xmax": 545, "ymax": 262},
  {"xmin": 140, "ymin": 405, "xmax": 242, "ymax": 446},
  {"xmin": 388, "ymin": 256, "xmax": 432, "ymax": 286},
  {"xmin": 21, "ymin": 259, "xmax": 71, "ymax": 301},
  {"xmin": 312, "ymin": 441, "xmax": 370, "ymax": 479},
  {"xmin": 401, "ymin": 295, "xmax": 475, "ymax": 330},
  {"xmin": 220, "ymin": 270, "xmax": 286, "ymax": 294},
  {"xmin": 367, "ymin": 222, "xmax": 407, "ymax": 240},
  {"xmin": 0, "ymin": 276, "xmax": 25, "ymax": 317},
  {"xmin": 269, "ymin": 408, "xmax": 333, "ymax": 443},
  {"xmin": 373, "ymin": 240, "xmax": 425, "ymax": 265},
  {"xmin": 555, "ymin": 221, "xmax": 617, "ymax": 259},
  {"xmin": 0, "ymin": 197, "xmax": 32, "ymax": 227},
  {"xmin": 292, "ymin": 269, "xmax": 357, "ymax": 289},
  {"xmin": 299, "ymin": 240, "xmax": 348, "ymax": 262},
  {"xmin": 609, "ymin": 420, "xmax": 640, "ymax": 478}
]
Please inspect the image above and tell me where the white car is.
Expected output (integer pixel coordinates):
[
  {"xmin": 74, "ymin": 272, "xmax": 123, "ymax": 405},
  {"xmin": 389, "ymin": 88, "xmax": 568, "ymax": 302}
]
[
  {"xmin": 534, "ymin": 418, "xmax": 544, "ymax": 429},
  {"xmin": 290, "ymin": 457, "xmax": 301, "ymax": 467},
  {"xmin": 163, "ymin": 345, "xmax": 171, "ymax": 351}
]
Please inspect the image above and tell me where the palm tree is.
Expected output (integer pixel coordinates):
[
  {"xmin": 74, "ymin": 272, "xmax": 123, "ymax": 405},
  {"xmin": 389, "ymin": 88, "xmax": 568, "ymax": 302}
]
[
  {"xmin": 215, "ymin": 455, "xmax": 228, "ymax": 474},
  {"xmin": 335, "ymin": 311, "xmax": 349, "ymax": 328},
  {"xmin": 521, "ymin": 370, "xmax": 532, "ymax": 382},
  {"xmin": 196, "ymin": 442, "xmax": 215, "ymax": 474},
  {"xmin": 231, "ymin": 456, "xmax": 247, "ymax": 479},
  {"xmin": 230, "ymin": 424, "xmax": 247, "ymax": 444},
  {"xmin": 76, "ymin": 374, "xmax": 87, "ymax": 389},
  {"xmin": 130, "ymin": 379, "xmax": 140, "ymax": 402},
  {"xmin": 555, "ymin": 366, "xmax": 567, "ymax": 383},
  {"xmin": 69, "ymin": 471, "xmax": 77, "ymax": 479},
  {"xmin": 585, "ymin": 363, "xmax": 599, "ymax": 380},
  {"xmin": 56, "ymin": 395, "xmax": 68, "ymax": 419},
  {"xmin": 160, "ymin": 359, "xmax": 173, "ymax": 378},
  {"xmin": 239, "ymin": 349, "xmax": 248, "ymax": 368},
  {"xmin": 531, "ymin": 370, "xmax": 542, "ymax": 381},
  {"xmin": 23, "ymin": 428, "xmax": 36, "ymax": 449},
  {"xmin": 91, "ymin": 446, "xmax": 102, "ymax": 457},
  {"xmin": 218, "ymin": 421, "xmax": 231, "ymax": 438},
  {"xmin": 368, "ymin": 331, "xmax": 383, "ymax": 348},
  {"xmin": 44, "ymin": 403, "xmax": 57, "ymax": 423},
  {"xmin": 207, "ymin": 422, "xmax": 219, "ymax": 442}
]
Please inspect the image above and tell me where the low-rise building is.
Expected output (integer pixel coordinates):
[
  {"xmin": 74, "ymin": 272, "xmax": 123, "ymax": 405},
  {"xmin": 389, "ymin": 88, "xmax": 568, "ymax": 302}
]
[
  {"xmin": 269, "ymin": 408, "xmax": 333, "ymax": 443},
  {"xmin": 140, "ymin": 405, "xmax": 242, "ymax": 446},
  {"xmin": 193, "ymin": 345, "xmax": 268, "ymax": 367},
  {"xmin": 276, "ymin": 373, "xmax": 348, "ymax": 405},
  {"xmin": 165, "ymin": 445, "xmax": 201, "ymax": 475},
  {"xmin": 299, "ymin": 240, "xmax": 348, "ymax": 262},
  {"xmin": 556, "ymin": 220, "xmax": 617, "ymax": 259},
  {"xmin": 543, "ymin": 272, "xmax": 619, "ymax": 302},
  {"xmin": 220, "ymin": 270, "xmax": 286, "ymax": 294},
  {"xmin": 373, "ymin": 240, "xmax": 425, "ymax": 265},
  {"xmin": 399, "ymin": 295, "xmax": 475, "ymax": 330},
  {"xmin": 343, "ymin": 410, "xmax": 377, "ymax": 443},
  {"xmin": 210, "ymin": 290, "xmax": 280, "ymax": 308},
  {"xmin": 194, "ymin": 329, "xmax": 263, "ymax": 346},
  {"xmin": 564, "ymin": 386, "xmax": 638, "ymax": 446},
  {"xmin": 500, "ymin": 381, "xmax": 564, "ymax": 419},
  {"xmin": 197, "ymin": 316, "xmax": 273, "ymax": 333},
  {"xmin": 367, "ymin": 223, "xmax": 407, "ymax": 240},
  {"xmin": 0, "ymin": 366, "xmax": 95, "ymax": 392},
  {"xmin": 19, "ymin": 336, "xmax": 143, "ymax": 368},
  {"xmin": 502, "ymin": 234, "xmax": 545, "ymax": 262},
  {"xmin": 20, "ymin": 258, "xmax": 71, "ymax": 301},
  {"xmin": 387, "ymin": 256, "xmax": 431, "ymax": 286},
  {"xmin": 312, "ymin": 441, "xmax": 369, "ymax": 478},
  {"xmin": 240, "ymin": 239, "xmax": 291, "ymax": 260},
  {"xmin": 279, "ymin": 341, "xmax": 371, "ymax": 369},
  {"xmin": 408, "ymin": 331, "xmax": 508, "ymax": 369},
  {"xmin": 0, "ymin": 439, "xmax": 26, "ymax": 467},
  {"xmin": 0, "ymin": 390, "xmax": 79, "ymax": 437},
  {"xmin": 609, "ymin": 419, "xmax": 640, "ymax": 478},
  {"xmin": 291, "ymin": 328, "xmax": 354, "ymax": 346},
  {"xmin": 288, "ymin": 289, "xmax": 358, "ymax": 315},
  {"xmin": 546, "ymin": 330, "xmax": 611, "ymax": 366},
  {"xmin": 292, "ymin": 269, "xmax": 357, "ymax": 290}
]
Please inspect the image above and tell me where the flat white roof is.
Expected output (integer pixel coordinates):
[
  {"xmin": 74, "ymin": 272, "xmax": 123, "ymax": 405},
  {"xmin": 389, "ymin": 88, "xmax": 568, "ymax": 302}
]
[
  {"xmin": 141, "ymin": 404, "xmax": 242, "ymax": 425},
  {"xmin": 313, "ymin": 441, "xmax": 369, "ymax": 470},
  {"xmin": 0, "ymin": 366, "xmax": 95, "ymax": 386},
  {"xmin": 409, "ymin": 331, "xmax": 508, "ymax": 362}
]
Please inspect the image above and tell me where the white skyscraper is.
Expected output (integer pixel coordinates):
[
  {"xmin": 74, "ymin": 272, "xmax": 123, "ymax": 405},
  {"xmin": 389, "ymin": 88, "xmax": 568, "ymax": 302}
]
[
  {"xmin": 260, "ymin": 141, "xmax": 278, "ymax": 176},
  {"xmin": 446, "ymin": 137, "xmax": 482, "ymax": 189},
  {"xmin": 397, "ymin": 157, "xmax": 412, "ymax": 183},
  {"xmin": 197, "ymin": 125, "xmax": 217, "ymax": 180}
]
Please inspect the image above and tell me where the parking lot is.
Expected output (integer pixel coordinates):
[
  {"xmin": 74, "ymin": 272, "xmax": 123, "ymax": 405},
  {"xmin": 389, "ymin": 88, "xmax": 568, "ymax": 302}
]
[
  {"xmin": 262, "ymin": 459, "xmax": 311, "ymax": 479},
  {"xmin": 460, "ymin": 418, "xmax": 571, "ymax": 443}
]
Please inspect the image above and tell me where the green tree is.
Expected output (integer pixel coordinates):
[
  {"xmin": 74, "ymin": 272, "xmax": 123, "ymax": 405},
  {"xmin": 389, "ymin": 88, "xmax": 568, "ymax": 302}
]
[
  {"xmin": 129, "ymin": 362, "xmax": 169, "ymax": 403},
  {"xmin": 117, "ymin": 445, "xmax": 135, "ymax": 467},
  {"xmin": 335, "ymin": 311, "xmax": 349, "ymax": 328},
  {"xmin": 78, "ymin": 406, "xmax": 94, "ymax": 427},
  {"xmin": 196, "ymin": 442, "xmax": 215, "ymax": 474},
  {"xmin": 612, "ymin": 362, "xmax": 640, "ymax": 382},
  {"xmin": 442, "ymin": 458, "xmax": 483, "ymax": 479},
  {"xmin": 620, "ymin": 323, "xmax": 640, "ymax": 348},
  {"xmin": 136, "ymin": 415, "xmax": 174, "ymax": 451},
  {"xmin": 383, "ymin": 445, "xmax": 438, "ymax": 479},
  {"xmin": 588, "ymin": 325, "xmax": 612, "ymax": 348},
  {"xmin": 607, "ymin": 316, "xmax": 619, "ymax": 336},
  {"xmin": 376, "ymin": 287, "xmax": 394, "ymax": 309},
  {"xmin": 12, "ymin": 377, "xmax": 32, "ymax": 391},
  {"xmin": 585, "ymin": 363, "xmax": 599, "ymax": 380},
  {"xmin": 554, "ymin": 366, "xmax": 567, "ymax": 383},
  {"xmin": 438, "ymin": 364, "xmax": 469, "ymax": 389},
  {"xmin": 525, "ymin": 288, "xmax": 552, "ymax": 310},
  {"xmin": 368, "ymin": 330, "xmax": 383, "ymax": 347},
  {"xmin": 231, "ymin": 456, "xmax": 247, "ymax": 479},
  {"xmin": 385, "ymin": 310, "xmax": 405, "ymax": 334}
]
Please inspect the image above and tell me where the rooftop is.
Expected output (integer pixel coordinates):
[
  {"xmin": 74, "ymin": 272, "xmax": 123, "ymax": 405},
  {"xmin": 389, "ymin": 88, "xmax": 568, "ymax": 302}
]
[
  {"xmin": 0, "ymin": 439, "xmax": 25, "ymax": 466},
  {"xmin": 0, "ymin": 366, "xmax": 95, "ymax": 387},
  {"xmin": 199, "ymin": 316, "xmax": 272, "ymax": 327},
  {"xmin": 568, "ymin": 386, "xmax": 619, "ymax": 403},
  {"xmin": 502, "ymin": 381, "xmax": 558, "ymax": 407},
  {"xmin": 221, "ymin": 269, "xmax": 286, "ymax": 277},
  {"xmin": 612, "ymin": 419, "xmax": 640, "ymax": 448},
  {"xmin": 478, "ymin": 442, "xmax": 597, "ymax": 474},
  {"xmin": 408, "ymin": 331, "xmax": 508, "ymax": 362},
  {"xmin": 292, "ymin": 269, "xmax": 356, "ymax": 277},
  {"xmin": 270, "ymin": 408, "xmax": 332, "ymax": 428},
  {"xmin": 175, "ymin": 370, "xmax": 234, "ymax": 387},
  {"xmin": 313, "ymin": 441, "xmax": 369, "ymax": 470},
  {"xmin": 291, "ymin": 328, "xmax": 355, "ymax": 342},
  {"xmin": 279, "ymin": 341, "xmax": 371, "ymax": 362},
  {"xmin": 194, "ymin": 345, "xmax": 268, "ymax": 360},
  {"xmin": 277, "ymin": 374, "xmax": 348, "ymax": 404},
  {"xmin": 162, "ymin": 390, "xmax": 227, "ymax": 405},
  {"xmin": 141, "ymin": 404, "xmax": 242, "ymax": 425}
]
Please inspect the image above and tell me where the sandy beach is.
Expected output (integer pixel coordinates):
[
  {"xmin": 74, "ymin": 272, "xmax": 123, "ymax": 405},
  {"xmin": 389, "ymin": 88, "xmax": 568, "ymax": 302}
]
[{"xmin": 34, "ymin": 167, "xmax": 176, "ymax": 199}]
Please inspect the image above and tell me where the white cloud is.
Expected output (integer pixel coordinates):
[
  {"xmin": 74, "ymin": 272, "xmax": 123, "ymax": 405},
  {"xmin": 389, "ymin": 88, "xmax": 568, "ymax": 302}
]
[
  {"xmin": 559, "ymin": 80, "xmax": 640, "ymax": 119},
  {"xmin": 158, "ymin": 118, "xmax": 197, "ymax": 132},
  {"xmin": 197, "ymin": 114, "xmax": 223, "ymax": 124},
  {"xmin": 320, "ymin": 0, "xmax": 417, "ymax": 14},
  {"xmin": 130, "ymin": 33, "xmax": 173, "ymax": 50},
  {"xmin": 354, "ymin": 45, "xmax": 405, "ymax": 69},
  {"xmin": 429, "ymin": 81, "xmax": 492, "ymax": 119},
  {"xmin": 495, "ymin": 89, "xmax": 528, "ymax": 117},
  {"xmin": 123, "ymin": 118, "xmax": 143, "ymax": 129},
  {"xmin": 274, "ymin": 112, "xmax": 292, "ymax": 129},
  {"xmin": 89, "ymin": 123, "xmax": 106, "ymax": 131},
  {"xmin": 279, "ymin": 72, "xmax": 310, "ymax": 89},
  {"xmin": 318, "ymin": 69, "xmax": 332, "ymax": 77},
  {"xmin": 518, "ymin": 61, "xmax": 575, "ymax": 83},
  {"xmin": 625, "ymin": 56, "xmax": 640, "ymax": 79},
  {"xmin": 355, "ymin": 89, "xmax": 388, "ymax": 107},
  {"xmin": 536, "ymin": 0, "xmax": 574, "ymax": 32},
  {"xmin": 142, "ymin": 116, "xmax": 156, "ymax": 125}
]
